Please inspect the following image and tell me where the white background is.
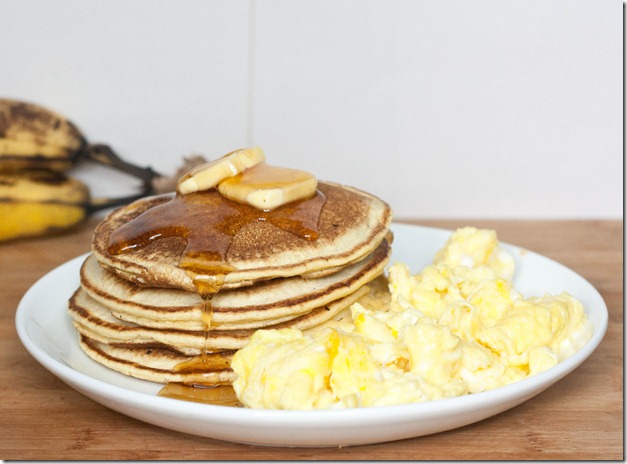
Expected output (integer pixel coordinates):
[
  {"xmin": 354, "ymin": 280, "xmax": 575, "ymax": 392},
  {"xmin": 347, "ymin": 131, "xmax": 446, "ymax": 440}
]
[{"xmin": 1, "ymin": 0, "xmax": 622, "ymax": 219}]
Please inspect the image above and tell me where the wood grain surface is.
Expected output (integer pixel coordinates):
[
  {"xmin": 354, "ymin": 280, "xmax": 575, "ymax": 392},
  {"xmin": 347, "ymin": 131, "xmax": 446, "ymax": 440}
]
[{"xmin": 1, "ymin": 217, "xmax": 622, "ymax": 460}]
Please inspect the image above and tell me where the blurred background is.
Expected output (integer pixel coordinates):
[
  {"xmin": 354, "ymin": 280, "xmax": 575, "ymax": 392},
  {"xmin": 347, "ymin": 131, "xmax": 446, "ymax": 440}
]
[{"xmin": 1, "ymin": 0, "xmax": 622, "ymax": 219}]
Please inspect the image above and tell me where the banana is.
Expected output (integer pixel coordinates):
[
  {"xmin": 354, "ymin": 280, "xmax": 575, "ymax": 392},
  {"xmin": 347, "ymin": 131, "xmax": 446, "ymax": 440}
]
[
  {"xmin": 177, "ymin": 147, "xmax": 265, "ymax": 195},
  {"xmin": 0, "ymin": 98, "xmax": 162, "ymax": 242},
  {"xmin": 0, "ymin": 98, "xmax": 85, "ymax": 172},
  {"xmin": 217, "ymin": 162, "xmax": 318, "ymax": 210},
  {"xmin": 0, "ymin": 170, "xmax": 90, "ymax": 242}
]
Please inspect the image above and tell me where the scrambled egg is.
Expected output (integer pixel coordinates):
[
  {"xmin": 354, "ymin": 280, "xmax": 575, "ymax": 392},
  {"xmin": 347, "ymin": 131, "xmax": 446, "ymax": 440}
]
[{"xmin": 231, "ymin": 227, "xmax": 593, "ymax": 410}]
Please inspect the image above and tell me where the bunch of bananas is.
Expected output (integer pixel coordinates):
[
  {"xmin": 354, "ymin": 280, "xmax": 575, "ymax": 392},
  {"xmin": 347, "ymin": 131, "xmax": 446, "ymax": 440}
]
[{"xmin": 0, "ymin": 98, "xmax": 160, "ymax": 243}]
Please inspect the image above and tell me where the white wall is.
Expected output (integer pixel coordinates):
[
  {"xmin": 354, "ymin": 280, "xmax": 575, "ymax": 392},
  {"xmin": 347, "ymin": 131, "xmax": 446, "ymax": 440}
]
[{"xmin": 1, "ymin": 0, "xmax": 622, "ymax": 219}]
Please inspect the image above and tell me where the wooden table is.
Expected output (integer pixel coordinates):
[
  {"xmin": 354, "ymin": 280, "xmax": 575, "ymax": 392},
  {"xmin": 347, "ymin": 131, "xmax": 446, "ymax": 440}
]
[{"xmin": 1, "ymin": 218, "xmax": 622, "ymax": 460}]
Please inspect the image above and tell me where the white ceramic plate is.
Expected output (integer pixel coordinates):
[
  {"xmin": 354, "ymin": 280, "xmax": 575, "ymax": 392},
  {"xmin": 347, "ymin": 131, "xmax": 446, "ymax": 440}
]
[{"xmin": 15, "ymin": 224, "xmax": 607, "ymax": 447}]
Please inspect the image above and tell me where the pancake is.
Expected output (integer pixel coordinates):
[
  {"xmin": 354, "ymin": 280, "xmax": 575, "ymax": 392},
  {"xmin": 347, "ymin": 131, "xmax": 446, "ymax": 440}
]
[
  {"xmin": 70, "ymin": 284, "xmax": 364, "ymax": 385},
  {"xmin": 78, "ymin": 335, "xmax": 237, "ymax": 385},
  {"xmin": 91, "ymin": 181, "xmax": 392, "ymax": 292},
  {"xmin": 77, "ymin": 298, "xmax": 356, "ymax": 386},
  {"xmin": 68, "ymin": 284, "xmax": 369, "ymax": 355},
  {"xmin": 70, "ymin": 172, "xmax": 393, "ymax": 388},
  {"xmin": 80, "ymin": 237, "xmax": 391, "ymax": 330}
]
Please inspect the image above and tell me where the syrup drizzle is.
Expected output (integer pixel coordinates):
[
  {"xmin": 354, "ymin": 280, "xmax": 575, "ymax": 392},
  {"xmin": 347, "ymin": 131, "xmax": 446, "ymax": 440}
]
[
  {"xmin": 108, "ymin": 189, "xmax": 326, "ymax": 262},
  {"xmin": 107, "ymin": 188, "xmax": 326, "ymax": 404}
]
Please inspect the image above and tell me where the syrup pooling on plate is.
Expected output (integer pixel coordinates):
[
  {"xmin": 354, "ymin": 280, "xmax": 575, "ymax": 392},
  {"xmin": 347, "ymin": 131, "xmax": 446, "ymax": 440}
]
[
  {"xmin": 157, "ymin": 383, "xmax": 242, "ymax": 407},
  {"xmin": 106, "ymin": 185, "xmax": 326, "ymax": 402}
]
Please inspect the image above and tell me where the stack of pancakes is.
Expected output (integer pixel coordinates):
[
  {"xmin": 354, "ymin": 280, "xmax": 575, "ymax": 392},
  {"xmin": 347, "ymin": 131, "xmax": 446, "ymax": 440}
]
[{"xmin": 68, "ymin": 181, "xmax": 392, "ymax": 386}]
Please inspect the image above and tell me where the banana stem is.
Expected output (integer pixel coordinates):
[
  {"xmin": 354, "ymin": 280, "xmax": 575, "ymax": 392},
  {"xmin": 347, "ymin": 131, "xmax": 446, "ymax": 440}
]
[{"xmin": 81, "ymin": 143, "xmax": 162, "ymax": 213}]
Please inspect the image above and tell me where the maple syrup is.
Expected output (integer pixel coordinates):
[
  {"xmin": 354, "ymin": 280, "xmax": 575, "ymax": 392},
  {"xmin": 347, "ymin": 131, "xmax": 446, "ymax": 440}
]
[
  {"xmin": 158, "ymin": 383, "xmax": 242, "ymax": 407},
  {"xmin": 231, "ymin": 162, "xmax": 313, "ymax": 187},
  {"xmin": 108, "ymin": 189, "xmax": 326, "ymax": 261},
  {"xmin": 107, "ymin": 181, "xmax": 326, "ymax": 405}
]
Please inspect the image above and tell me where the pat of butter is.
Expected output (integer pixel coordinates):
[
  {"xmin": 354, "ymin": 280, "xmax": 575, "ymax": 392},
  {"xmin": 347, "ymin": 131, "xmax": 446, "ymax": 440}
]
[
  {"xmin": 177, "ymin": 147, "xmax": 265, "ymax": 195},
  {"xmin": 218, "ymin": 163, "xmax": 317, "ymax": 210}
]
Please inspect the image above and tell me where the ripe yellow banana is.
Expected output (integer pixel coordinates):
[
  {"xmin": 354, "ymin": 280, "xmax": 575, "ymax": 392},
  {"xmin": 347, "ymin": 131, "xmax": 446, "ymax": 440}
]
[
  {"xmin": 0, "ymin": 98, "xmax": 85, "ymax": 172},
  {"xmin": 0, "ymin": 170, "xmax": 91, "ymax": 242}
]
